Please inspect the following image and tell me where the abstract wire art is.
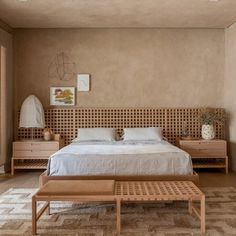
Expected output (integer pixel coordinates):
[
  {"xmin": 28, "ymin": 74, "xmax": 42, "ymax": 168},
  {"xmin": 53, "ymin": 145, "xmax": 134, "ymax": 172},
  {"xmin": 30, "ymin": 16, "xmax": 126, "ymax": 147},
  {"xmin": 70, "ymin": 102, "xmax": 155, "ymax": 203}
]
[{"xmin": 48, "ymin": 52, "xmax": 76, "ymax": 81}]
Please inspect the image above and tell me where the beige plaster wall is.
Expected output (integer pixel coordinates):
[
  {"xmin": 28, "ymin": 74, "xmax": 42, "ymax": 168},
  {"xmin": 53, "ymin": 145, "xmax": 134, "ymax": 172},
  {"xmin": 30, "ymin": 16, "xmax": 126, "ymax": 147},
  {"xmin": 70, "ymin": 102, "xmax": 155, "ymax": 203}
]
[
  {"xmin": 14, "ymin": 28, "xmax": 225, "ymax": 109},
  {"xmin": 225, "ymin": 23, "xmax": 236, "ymax": 171},
  {"xmin": 0, "ymin": 28, "xmax": 13, "ymax": 170}
]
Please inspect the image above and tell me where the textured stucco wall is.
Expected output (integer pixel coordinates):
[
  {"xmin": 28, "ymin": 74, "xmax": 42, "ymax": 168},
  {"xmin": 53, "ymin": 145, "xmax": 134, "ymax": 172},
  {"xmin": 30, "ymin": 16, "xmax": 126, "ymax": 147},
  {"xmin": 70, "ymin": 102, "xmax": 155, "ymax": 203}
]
[
  {"xmin": 14, "ymin": 28, "xmax": 225, "ymax": 110},
  {"xmin": 225, "ymin": 23, "xmax": 236, "ymax": 171}
]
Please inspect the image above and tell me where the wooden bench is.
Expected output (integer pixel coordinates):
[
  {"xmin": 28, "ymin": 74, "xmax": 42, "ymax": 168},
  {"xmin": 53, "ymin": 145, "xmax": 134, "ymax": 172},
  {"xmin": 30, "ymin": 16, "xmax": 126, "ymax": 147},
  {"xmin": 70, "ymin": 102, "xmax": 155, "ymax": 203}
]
[{"xmin": 32, "ymin": 180, "xmax": 205, "ymax": 235}]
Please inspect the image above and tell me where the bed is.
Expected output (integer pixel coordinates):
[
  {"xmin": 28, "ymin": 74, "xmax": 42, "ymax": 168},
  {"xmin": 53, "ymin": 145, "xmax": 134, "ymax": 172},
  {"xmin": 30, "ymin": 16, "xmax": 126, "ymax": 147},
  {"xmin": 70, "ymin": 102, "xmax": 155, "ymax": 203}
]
[
  {"xmin": 19, "ymin": 107, "xmax": 226, "ymax": 187},
  {"xmin": 40, "ymin": 139, "xmax": 199, "ymax": 186},
  {"xmin": 26, "ymin": 106, "xmax": 224, "ymax": 187}
]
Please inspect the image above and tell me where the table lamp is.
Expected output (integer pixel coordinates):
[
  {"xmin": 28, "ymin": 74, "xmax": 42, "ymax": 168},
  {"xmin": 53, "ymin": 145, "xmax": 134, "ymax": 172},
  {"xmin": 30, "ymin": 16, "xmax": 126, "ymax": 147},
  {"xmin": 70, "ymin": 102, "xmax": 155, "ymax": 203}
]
[{"xmin": 19, "ymin": 95, "xmax": 45, "ymax": 140}]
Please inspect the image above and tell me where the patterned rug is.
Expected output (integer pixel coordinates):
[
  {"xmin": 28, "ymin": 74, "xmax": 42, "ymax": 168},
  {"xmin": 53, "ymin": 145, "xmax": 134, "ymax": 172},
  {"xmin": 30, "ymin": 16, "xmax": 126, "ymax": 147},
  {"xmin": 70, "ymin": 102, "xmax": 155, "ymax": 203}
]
[{"xmin": 0, "ymin": 187, "xmax": 236, "ymax": 236}]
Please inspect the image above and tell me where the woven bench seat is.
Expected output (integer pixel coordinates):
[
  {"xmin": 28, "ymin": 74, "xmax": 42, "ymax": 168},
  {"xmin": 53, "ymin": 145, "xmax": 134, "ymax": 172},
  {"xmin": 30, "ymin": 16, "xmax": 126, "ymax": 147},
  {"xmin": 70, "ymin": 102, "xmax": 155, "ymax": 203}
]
[
  {"xmin": 32, "ymin": 180, "xmax": 205, "ymax": 235},
  {"xmin": 116, "ymin": 181, "xmax": 203, "ymax": 200}
]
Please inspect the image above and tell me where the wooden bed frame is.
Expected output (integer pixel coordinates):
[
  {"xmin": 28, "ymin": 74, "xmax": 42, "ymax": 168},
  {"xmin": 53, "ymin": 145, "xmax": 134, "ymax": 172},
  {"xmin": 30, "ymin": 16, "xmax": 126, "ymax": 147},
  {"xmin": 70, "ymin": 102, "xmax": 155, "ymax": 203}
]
[
  {"xmin": 39, "ymin": 171, "xmax": 200, "ymax": 187},
  {"xmin": 18, "ymin": 107, "xmax": 225, "ymax": 187}
]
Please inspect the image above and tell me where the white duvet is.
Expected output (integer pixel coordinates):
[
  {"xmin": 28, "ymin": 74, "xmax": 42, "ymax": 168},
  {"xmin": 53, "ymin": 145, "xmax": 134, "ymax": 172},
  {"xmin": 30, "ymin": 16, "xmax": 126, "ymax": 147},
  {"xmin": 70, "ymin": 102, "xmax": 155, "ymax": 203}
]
[{"xmin": 47, "ymin": 140, "xmax": 193, "ymax": 176}]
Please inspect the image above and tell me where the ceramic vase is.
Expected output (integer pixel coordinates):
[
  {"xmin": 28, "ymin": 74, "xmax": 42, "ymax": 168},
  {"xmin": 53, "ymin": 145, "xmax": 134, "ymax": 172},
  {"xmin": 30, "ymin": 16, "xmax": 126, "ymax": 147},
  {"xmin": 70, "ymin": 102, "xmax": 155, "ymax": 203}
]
[
  {"xmin": 43, "ymin": 131, "xmax": 51, "ymax": 141},
  {"xmin": 201, "ymin": 124, "xmax": 215, "ymax": 140}
]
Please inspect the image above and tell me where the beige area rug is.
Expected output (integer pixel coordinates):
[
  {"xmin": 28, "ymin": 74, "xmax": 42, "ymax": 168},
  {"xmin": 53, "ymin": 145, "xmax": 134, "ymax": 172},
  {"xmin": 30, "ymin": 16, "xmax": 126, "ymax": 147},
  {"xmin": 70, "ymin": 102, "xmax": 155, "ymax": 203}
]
[{"xmin": 0, "ymin": 187, "xmax": 236, "ymax": 236}]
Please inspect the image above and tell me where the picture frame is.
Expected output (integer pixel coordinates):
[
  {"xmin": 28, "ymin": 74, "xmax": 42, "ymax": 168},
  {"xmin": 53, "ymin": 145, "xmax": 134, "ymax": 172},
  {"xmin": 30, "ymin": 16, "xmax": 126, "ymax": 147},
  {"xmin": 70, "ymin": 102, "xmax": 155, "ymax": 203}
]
[
  {"xmin": 50, "ymin": 87, "xmax": 75, "ymax": 106},
  {"xmin": 77, "ymin": 74, "xmax": 90, "ymax": 91}
]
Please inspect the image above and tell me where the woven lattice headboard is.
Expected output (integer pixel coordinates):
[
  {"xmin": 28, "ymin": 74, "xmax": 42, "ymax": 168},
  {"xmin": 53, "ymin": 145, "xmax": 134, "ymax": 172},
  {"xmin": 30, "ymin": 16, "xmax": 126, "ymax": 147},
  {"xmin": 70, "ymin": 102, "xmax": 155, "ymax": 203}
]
[{"xmin": 17, "ymin": 108, "xmax": 226, "ymax": 145}]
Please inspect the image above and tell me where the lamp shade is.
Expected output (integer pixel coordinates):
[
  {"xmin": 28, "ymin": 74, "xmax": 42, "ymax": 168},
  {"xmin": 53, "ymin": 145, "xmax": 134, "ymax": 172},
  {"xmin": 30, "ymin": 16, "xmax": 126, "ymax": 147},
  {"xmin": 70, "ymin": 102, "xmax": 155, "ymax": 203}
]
[{"xmin": 19, "ymin": 95, "xmax": 45, "ymax": 128}]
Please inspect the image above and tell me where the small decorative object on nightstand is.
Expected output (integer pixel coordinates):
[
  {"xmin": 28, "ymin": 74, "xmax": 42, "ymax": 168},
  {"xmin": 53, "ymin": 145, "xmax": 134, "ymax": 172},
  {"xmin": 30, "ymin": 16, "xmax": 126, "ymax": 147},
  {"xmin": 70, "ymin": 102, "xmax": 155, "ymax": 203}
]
[
  {"xmin": 42, "ymin": 128, "xmax": 53, "ymax": 141},
  {"xmin": 11, "ymin": 139, "xmax": 64, "ymax": 175},
  {"xmin": 198, "ymin": 108, "xmax": 226, "ymax": 140},
  {"xmin": 176, "ymin": 138, "xmax": 228, "ymax": 173}
]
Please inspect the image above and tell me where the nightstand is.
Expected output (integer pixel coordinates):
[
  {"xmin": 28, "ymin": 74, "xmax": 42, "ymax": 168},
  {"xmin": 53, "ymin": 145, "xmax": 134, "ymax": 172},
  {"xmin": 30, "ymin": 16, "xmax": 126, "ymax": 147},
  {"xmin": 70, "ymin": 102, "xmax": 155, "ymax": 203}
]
[
  {"xmin": 176, "ymin": 138, "xmax": 228, "ymax": 173},
  {"xmin": 11, "ymin": 139, "xmax": 64, "ymax": 175}
]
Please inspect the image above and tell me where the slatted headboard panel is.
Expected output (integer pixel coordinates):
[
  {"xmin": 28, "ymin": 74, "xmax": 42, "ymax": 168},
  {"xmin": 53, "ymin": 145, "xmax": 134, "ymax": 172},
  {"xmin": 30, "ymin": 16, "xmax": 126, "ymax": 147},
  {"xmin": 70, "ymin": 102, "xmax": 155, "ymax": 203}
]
[{"xmin": 17, "ymin": 108, "xmax": 226, "ymax": 145}]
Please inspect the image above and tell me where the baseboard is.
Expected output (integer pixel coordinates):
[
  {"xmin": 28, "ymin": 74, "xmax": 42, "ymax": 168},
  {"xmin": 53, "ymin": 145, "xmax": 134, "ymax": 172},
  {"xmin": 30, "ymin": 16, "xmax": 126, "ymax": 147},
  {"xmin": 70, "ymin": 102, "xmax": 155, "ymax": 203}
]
[
  {"xmin": 4, "ymin": 161, "xmax": 11, "ymax": 173},
  {"xmin": 0, "ymin": 165, "xmax": 5, "ymax": 174},
  {"xmin": 0, "ymin": 161, "xmax": 11, "ymax": 174}
]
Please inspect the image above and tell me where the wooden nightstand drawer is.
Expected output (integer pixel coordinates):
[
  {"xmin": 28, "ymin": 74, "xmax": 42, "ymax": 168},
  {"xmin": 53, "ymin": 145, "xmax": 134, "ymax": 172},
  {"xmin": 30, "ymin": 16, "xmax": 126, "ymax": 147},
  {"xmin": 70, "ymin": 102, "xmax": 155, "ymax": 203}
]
[
  {"xmin": 13, "ymin": 142, "xmax": 59, "ymax": 151},
  {"xmin": 183, "ymin": 148, "xmax": 226, "ymax": 158},
  {"xmin": 13, "ymin": 150, "xmax": 57, "ymax": 157},
  {"xmin": 180, "ymin": 141, "xmax": 226, "ymax": 151},
  {"xmin": 13, "ymin": 142, "xmax": 32, "ymax": 150}
]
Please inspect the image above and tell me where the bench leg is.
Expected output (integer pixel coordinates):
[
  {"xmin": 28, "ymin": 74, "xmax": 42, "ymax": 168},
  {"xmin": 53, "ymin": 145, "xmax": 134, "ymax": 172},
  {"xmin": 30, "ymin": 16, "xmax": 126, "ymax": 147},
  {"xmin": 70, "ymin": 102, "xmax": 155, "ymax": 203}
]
[
  {"xmin": 32, "ymin": 196, "xmax": 37, "ymax": 235},
  {"xmin": 116, "ymin": 199, "xmax": 121, "ymax": 235},
  {"xmin": 11, "ymin": 159, "xmax": 14, "ymax": 176},
  {"xmin": 225, "ymin": 156, "xmax": 229, "ymax": 174},
  {"xmin": 188, "ymin": 200, "xmax": 192, "ymax": 214},
  {"xmin": 46, "ymin": 201, "xmax": 50, "ymax": 215},
  {"xmin": 201, "ymin": 196, "xmax": 206, "ymax": 235}
]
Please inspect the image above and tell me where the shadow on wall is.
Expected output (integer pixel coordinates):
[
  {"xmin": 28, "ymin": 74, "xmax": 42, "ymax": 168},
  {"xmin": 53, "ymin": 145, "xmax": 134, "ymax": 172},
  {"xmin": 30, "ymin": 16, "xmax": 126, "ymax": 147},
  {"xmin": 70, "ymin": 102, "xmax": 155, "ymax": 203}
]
[
  {"xmin": 226, "ymin": 116, "xmax": 236, "ymax": 172},
  {"xmin": 228, "ymin": 142, "xmax": 236, "ymax": 172}
]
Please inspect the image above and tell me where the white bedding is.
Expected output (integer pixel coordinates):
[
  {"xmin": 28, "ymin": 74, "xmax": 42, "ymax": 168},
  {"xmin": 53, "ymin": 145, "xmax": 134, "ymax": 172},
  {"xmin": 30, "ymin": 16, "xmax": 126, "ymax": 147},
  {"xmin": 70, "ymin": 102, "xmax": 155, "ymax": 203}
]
[{"xmin": 47, "ymin": 140, "xmax": 193, "ymax": 176}]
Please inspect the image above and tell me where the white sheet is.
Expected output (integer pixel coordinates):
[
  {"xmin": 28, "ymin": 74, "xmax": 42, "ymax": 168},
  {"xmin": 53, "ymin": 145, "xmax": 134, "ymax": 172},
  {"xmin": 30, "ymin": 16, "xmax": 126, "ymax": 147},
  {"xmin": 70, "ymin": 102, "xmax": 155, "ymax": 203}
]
[{"xmin": 47, "ymin": 140, "xmax": 193, "ymax": 176}]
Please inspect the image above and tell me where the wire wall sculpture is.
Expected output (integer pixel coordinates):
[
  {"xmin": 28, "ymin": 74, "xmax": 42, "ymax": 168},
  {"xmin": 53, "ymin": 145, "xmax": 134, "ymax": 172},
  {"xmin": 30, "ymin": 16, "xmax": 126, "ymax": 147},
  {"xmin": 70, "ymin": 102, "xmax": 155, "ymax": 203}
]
[{"xmin": 48, "ymin": 52, "xmax": 76, "ymax": 81}]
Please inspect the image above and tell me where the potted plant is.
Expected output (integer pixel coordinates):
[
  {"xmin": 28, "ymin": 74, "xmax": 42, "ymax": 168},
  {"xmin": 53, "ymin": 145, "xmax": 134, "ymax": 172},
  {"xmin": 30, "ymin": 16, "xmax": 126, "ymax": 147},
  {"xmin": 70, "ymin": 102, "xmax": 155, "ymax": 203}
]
[{"xmin": 199, "ymin": 108, "xmax": 226, "ymax": 140}]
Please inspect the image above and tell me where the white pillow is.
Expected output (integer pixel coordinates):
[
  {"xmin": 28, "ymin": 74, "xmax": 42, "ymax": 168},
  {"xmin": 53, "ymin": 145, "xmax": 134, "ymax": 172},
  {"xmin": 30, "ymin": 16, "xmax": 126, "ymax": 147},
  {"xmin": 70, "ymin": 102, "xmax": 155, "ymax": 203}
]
[
  {"xmin": 123, "ymin": 127, "xmax": 163, "ymax": 141},
  {"xmin": 74, "ymin": 128, "xmax": 117, "ymax": 142}
]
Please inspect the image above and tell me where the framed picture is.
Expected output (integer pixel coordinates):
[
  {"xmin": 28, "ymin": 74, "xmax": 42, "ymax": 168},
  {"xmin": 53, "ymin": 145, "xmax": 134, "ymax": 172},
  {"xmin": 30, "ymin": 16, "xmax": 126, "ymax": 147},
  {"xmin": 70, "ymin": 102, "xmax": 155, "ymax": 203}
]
[
  {"xmin": 50, "ymin": 87, "xmax": 75, "ymax": 106},
  {"xmin": 77, "ymin": 74, "xmax": 90, "ymax": 91}
]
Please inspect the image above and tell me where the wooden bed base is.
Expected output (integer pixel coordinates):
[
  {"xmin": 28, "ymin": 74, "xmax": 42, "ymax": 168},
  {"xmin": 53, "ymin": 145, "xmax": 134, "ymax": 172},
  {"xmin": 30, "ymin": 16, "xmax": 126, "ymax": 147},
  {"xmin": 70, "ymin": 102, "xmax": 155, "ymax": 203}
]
[{"xmin": 39, "ymin": 171, "xmax": 199, "ymax": 187}]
